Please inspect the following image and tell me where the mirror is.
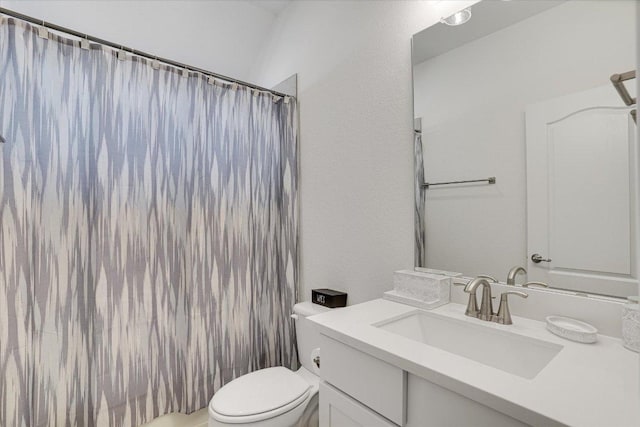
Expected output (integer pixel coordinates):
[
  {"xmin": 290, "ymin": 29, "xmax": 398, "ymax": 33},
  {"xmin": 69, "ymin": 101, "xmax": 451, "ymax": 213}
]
[{"xmin": 412, "ymin": 0, "xmax": 638, "ymax": 298}]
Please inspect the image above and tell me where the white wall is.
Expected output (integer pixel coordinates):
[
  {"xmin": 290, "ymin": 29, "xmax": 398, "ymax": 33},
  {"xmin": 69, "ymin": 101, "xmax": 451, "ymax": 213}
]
[
  {"xmin": 253, "ymin": 1, "xmax": 476, "ymax": 304},
  {"xmin": 413, "ymin": 1, "xmax": 636, "ymax": 281},
  {"xmin": 0, "ymin": 0, "xmax": 276, "ymax": 83}
]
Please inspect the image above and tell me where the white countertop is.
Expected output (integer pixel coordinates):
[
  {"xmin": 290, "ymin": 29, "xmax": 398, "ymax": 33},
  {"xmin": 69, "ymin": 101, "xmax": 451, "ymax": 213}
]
[{"xmin": 309, "ymin": 299, "xmax": 640, "ymax": 427}]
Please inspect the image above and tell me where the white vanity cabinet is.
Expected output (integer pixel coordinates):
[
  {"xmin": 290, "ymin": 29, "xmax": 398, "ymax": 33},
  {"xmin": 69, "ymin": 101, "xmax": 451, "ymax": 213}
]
[
  {"xmin": 404, "ymin": 375, "xmax": 529, "ymax": 427},
  {"xmin": 312, "ymin": 299, "xmax": 639, "ymax": 427},
  {"xmin": 319, "ymin": 334, "xmax": 529, "ymax": 427},
  {"xmin": 319, "ymin": 382, "xmax": 396, "ymax": 427},
  {"xmin": 319, "ymin": 335, "xmax": 405, "ymax": 425}
]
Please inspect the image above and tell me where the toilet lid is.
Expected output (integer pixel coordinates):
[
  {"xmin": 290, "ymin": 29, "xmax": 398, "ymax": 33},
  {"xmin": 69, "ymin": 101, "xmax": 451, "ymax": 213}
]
[{"xmin": 210, "ymin": 367, "xmax": 311, "ymax": 419}]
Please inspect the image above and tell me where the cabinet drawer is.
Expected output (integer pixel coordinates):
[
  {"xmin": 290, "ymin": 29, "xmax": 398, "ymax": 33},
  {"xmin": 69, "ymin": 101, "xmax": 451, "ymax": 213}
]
[
  {"xmin": 320, "ymin": 334, "xmax": 405, "ymax": 425},
  {"xmin": 320, "ymin": 381, "xmax": 397, "ymax": 427}
]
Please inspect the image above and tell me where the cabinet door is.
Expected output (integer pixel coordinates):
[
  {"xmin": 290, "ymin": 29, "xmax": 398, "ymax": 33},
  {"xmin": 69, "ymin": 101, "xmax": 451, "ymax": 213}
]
[
  {"xmin": 406, "ymin": 375, "xmax": 530, "ymax": 427},
  {"xmin": 319, "ymin": 382, "xmax": 396, "ymax": 427},
  {"xmin": 320, "ymin": 334, "xmax": 405, "ymax": 425}
]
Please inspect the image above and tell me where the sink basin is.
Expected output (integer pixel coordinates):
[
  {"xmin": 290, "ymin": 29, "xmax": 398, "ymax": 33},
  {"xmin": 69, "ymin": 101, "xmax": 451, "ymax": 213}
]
[{"xmin": 374, "ymin": 311, "xmax": 562, "ymax": 379}]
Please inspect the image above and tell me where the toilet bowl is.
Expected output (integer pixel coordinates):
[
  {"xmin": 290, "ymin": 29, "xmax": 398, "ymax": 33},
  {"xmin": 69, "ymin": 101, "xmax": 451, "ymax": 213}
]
[{"xmin": 208, "ymin": 302, "xmax": 329, "ymax": 427}]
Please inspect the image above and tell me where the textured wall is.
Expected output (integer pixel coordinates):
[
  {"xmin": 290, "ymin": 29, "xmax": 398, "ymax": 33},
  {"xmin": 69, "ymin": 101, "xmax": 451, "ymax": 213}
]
[{"xmin": 253, "ymin": 1, "xmax": 476, "ymax": 304}]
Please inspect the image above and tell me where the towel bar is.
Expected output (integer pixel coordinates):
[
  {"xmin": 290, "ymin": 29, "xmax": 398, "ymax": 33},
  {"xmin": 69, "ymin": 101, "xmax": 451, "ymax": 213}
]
[{"xmin": 422, "ymin": 176, "xmax": 496, "ymax": 189}]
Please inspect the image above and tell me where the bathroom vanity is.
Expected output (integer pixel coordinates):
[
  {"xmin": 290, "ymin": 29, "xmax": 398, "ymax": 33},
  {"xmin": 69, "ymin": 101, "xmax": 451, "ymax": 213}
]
[
  {"xmin": 310, "ymin": 299, "xmax": 639, "ymax": 427},
  {"xmin": 312, "ymin": 1, "xmax": 640, "ymax": 424}
]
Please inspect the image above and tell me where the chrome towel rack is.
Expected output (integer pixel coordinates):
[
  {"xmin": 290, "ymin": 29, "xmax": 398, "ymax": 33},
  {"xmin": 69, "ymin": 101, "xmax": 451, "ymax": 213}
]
[{"xmin": 422, "ymin": 176, "xmax": 496, "ymax": 189}]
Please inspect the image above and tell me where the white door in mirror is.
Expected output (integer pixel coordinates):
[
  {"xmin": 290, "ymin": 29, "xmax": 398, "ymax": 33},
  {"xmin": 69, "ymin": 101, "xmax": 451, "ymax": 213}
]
[{"xmin": 526, "ymin": 84, "xmax": 638, "ymax": 297}]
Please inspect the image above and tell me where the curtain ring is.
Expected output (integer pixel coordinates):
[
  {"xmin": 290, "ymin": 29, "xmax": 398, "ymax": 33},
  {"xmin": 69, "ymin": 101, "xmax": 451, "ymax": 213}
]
[
  {"xmin": 117, "ymin": 45, "xmax": 127, "ymax": 61},
  {"xmin": 80, "ymin": 34, "xmax": 90, "ymax": 50},
  {"xmin": 37, "ymin": 19, "xmax": 49, "ymax": 39}
]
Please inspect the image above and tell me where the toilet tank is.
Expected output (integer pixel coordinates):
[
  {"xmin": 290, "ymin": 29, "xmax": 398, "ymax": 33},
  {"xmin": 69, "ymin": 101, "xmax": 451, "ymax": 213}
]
[{"xmin": 293, "ymin": 302, "xmax": 330, "ymax": 373}]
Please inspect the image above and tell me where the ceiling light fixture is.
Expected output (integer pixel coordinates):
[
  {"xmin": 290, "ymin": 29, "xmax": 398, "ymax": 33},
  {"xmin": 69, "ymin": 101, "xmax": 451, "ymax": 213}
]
[{"xmin": 441, "ymin": 7, "xmax": 472, "ymax": 26}]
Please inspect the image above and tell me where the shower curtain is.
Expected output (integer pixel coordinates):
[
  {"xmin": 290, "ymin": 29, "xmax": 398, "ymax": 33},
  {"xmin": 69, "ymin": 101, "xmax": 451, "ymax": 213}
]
[
  {"xmin": 414, "ymin": 130, "xmax": 426, "ymax": 267},
  {"xmin": 0, "ymin": 17, "xmax": 298, "ymax": 427}
]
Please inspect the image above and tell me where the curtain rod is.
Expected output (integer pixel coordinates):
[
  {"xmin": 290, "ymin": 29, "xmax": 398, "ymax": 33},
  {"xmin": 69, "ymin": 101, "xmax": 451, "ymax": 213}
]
[{"xmin": 0, "ymin": 7, "xmax": 290, "ymax": 99}]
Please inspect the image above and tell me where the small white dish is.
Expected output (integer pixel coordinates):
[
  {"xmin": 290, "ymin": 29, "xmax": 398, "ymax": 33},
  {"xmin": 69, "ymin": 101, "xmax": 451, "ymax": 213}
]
[{"xmin": 546, "ymin": 316, "xmax": 598, "ymax": 343}]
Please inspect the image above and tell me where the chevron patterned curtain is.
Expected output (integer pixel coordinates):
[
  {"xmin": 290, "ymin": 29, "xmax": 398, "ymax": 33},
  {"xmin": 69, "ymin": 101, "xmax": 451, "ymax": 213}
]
[{"xmin": 0, "ymin": 17, "xmax": 298, "ymax": 427}]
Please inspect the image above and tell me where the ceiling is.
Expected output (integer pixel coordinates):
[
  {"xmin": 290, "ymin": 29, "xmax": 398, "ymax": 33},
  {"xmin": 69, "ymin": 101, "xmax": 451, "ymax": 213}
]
[
  {"xmin": 413, "ymin": 0, "xmax": 565, "ymax": 65},
  {"xmin": 250, "ymin": 0, "xmax": 294, "ymax": 17}
]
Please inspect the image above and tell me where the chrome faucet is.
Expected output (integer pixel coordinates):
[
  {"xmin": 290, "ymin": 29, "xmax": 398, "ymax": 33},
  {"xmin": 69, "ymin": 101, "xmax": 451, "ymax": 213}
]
[
  {"xmin": 506, "ymin": 266, "xmax": 526, "ymax": 286},
  {"xmin": 463, "ymin": 277, "xmax": 529, "ymax": 325},
  {"xmin": 463, "ymin": 277, "xmax": 494, "ymax": 321}
]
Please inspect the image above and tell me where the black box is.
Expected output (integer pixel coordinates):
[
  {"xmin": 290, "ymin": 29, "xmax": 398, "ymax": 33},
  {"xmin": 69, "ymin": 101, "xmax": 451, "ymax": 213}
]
[{"xmin": 312, "ymin": 288, "xmax": 347, "ymax": 308}]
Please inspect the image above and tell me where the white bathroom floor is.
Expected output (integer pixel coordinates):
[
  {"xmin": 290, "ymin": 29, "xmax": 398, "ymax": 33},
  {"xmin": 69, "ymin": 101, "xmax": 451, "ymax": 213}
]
[{"xmin": 139, "ymin": 409, "xmax": 208, "ymax": 427}]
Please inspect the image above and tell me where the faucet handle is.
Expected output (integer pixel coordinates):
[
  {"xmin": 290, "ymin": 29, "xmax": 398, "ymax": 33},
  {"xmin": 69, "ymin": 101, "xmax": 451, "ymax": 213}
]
[
  {"xmin": 460, "ymin": 279, "xmax": 480, "ymax": 317},
  {"xmin": 477, "ymin": 274, "xmax": 498, "ymax": 282},
  {"xmin": 523, "ymin": 281, "xmax": 549, "ymax": 288},
  {"xmin": 495, "ymin": 291, "xmax": 528, "ymax": 325},
  {"xmin": 463, "ymin": 290, "xmax": 479, "ymax": 318},
  {"xmin": 501, "ymin": 291, "xmax": 528, "ymax": 298}
]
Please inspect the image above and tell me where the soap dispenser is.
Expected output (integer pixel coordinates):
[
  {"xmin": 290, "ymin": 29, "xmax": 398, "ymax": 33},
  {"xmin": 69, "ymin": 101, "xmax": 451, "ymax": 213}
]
[{"xmin": 622, "ymin": 296, "xmax": 640, "ymax": 352}]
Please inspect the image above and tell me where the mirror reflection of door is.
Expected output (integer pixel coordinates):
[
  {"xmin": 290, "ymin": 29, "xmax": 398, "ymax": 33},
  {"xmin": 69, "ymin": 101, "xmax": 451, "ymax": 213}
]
[
  {"xmin": 526, "ymin": 85, "xmax": 638, "ymax": 297},
  {"xmin": 411, "ymin": 0, "xmax": 638, "ymax": 298}
]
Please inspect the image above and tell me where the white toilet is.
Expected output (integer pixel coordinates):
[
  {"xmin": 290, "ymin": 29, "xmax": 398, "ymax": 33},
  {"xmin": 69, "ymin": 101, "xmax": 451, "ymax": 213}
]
[{"xmin": 208, "ymin": 302, "xmax": 328, "ymax": 427}]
